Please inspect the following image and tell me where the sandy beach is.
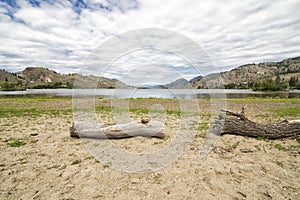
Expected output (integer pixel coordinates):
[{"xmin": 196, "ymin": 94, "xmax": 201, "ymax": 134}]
[{"xmin": 0, "ymin": 97, "xmax": 299, "ymax": 199}]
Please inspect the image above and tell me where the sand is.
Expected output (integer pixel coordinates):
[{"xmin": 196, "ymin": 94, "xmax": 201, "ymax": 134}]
[{"xmin": 0, "ymin": 98, "xmax": 299, "ymax": 199}]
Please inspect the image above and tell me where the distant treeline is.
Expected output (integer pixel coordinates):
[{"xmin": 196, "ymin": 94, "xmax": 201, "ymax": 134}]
[
  {"xmin": 224, "ymin": 75, "xmax": 300, "ymax": 91},
  {"xmin": 0, "ymin": 81, "xmax": 74, "ymax": 91},
  {"xmin": 32, "ymin": 82, "xmax": 74, "ymax": 89}
]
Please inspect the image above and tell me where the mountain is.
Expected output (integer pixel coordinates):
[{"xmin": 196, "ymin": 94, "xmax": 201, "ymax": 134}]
[
  {"xmin": 19, "ymin": 67, "xmax": 76, "ymax": 87},
  {"xmin": 1, "ymin": 56, "xmax": 300, "ymax": 91},
  {"xmin": 162, "ymin": 76, "xmax": 203, "ymax": 89},
  {"xmin": 0, "ymin": 67, "xmax": 131, "ymax": 90},
  {"xmin": 165, "ymin": 78, "xmax": 189, "ymax": 88},
  {"xmin": 189, "ymin": 75, "xmax": 203, "ymax": 83},
  {"xmin": 73, "ymin": 74, "xmax": 129, "ymax": 89},
  {"xmin": 165, "ymin": 57, "xmax": 300, "ymax": 89}
]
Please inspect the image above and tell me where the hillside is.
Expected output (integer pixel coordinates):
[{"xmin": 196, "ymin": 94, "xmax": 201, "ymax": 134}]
[
  {"xmin": 165, "ymin": 78, "xmax": 189, "ymax": 89},
  {"xmin": 187, "ymin": 57, "xmax": 300, "ymax": 89},
  {"xmin": 1, "ymin": 57, "xmax": 300, "ymax": 91},
  {"xmin": 0, "ymin": 69, "xmax": 19, "ymax": 82},
  {"xmin": 0, "ymin": 67, "xmax": 130, "ymax": 91}
]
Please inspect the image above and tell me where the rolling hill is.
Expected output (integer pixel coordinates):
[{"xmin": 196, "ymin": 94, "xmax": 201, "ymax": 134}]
[{"xmin": 0, "ymin": 67, "xmax": 130, "ymax": 91}]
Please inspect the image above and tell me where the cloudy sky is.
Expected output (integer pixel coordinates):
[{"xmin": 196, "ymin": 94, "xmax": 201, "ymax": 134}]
[{"xmin": 0, "ymin": 0, "xmax": 299, "ymax": 85}]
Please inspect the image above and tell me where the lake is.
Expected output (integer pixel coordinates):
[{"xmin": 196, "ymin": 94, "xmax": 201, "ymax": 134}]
[{"xmin": 0, "ymin": 89, "xmax": 300, "ymax": 99}]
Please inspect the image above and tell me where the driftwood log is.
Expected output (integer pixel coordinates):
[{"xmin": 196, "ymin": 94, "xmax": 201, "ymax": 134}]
[
  {"xmin": 215, "ymin": 106, "xmax": 300, "ymax": 139},
  {"xmin": 70, "ymin": 119, "xmax": 165, "ymax": 139}
]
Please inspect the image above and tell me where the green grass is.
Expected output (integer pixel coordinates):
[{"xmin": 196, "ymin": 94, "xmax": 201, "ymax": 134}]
[
  {"xmin": 0, "ymin": 97, "xmax": 72, "ymax": 118},
  {"xmin": 166, "ymin": 109, "xmax": 181, "ymax": 116},
  {"xmin": 228, "ymin": 98, "xmax": 300, "ymax": 103},
  {"xmin": 198, "ymin": 122, "xmax": 209, "ymax": 130},
  {"xmin": 95, "ymin": 105, "xmax": 182, "ymax": 116},
  {"xmin": 257, "ymin": 136, "xmax": 270, "ymax": 142},
  {"xmin": 273, "ymin": 143, "xmax": 287, "ymax": 151},
  {"xmin": 232, "ymin": 141, "xmax": 240, "ymax": 149},
  {"xmin": 4, "ymin": 137, "xmax": 26, "ymax": 147},
  {"xmin": 129, "ymin": 107, "xmax": 149, "ymax": 114},
  {"xmin": 271, "ymin": 107, "xmax": 300, "ymax": 117},
  {"xmin": 0, "ymin": 107, "xmax": 72, "ymax": 118},
  {"xmin": 95, "ymin": 105, "xmax": 112, "ymax": 112}
]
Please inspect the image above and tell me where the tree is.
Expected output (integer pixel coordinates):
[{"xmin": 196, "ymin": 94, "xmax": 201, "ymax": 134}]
[
  {"xmin": 1, "ymin": 82, "xmax": 16, "ymax": 91},
  {"xmin": 289, "ymin": 76, "xmax": 296, "ymax": 87},
  {"xmin": 275, "ymin": 75, "xmax": 281, "ymax": 89},
  {"xmin": 5, "ymin": 77, "xmax": 8, "ymax": 82}
]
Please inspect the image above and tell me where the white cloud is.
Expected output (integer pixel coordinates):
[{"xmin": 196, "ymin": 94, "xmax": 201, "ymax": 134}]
[{"xmin": 0, "ymin": 0, "xmax": 299, "ymax": 85}]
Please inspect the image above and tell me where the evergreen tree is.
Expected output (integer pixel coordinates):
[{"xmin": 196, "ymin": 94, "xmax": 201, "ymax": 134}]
[
  {"xmin": 275, "ymin": 75, "xmax": 281, "ymax": 89},
  {"xmin": 289, "ymin": 76, "xmax": 296, "ymax": 87}
]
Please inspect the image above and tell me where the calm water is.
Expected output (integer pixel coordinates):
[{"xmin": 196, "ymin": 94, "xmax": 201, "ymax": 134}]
[{"xmin": 0, "ymin": 89, "xmax": 300, "ymax": 99}]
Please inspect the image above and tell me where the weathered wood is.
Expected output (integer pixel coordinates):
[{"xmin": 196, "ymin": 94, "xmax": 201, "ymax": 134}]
[
  {"xmin": 214, "ymin": 108, "xmax": 300, "ymax": 139},
  {"xmin": 70, "ymin": 119, "xmax": 165, "ymax": 139}
]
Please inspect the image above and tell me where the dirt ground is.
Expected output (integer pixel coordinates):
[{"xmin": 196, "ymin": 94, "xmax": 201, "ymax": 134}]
[{"xmin": 0, "ymin": 97, "xmax": 299, "ymax": 199}]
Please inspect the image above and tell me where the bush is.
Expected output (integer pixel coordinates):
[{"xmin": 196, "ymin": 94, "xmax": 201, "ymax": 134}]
[
  {"xmin": 252, "ymin": 76, "xmax": 286, "ymax": 91},
  {"xmin": 0, "ymin": 82, "xmax": 17, "ymax": 91}
]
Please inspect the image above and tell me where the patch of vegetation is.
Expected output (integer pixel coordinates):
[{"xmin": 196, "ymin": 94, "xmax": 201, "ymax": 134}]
[
  {"xmin": 84, "ymin": 156, "xmax": 94, "ymax": 160},
  {"xmin": 95, "ymin": 105, "xmax": 112, "ymax": 112},
  {"xmin": 198, "ymin": 122, "xmax": 209, "ymax": 130},
  {"xmin": 4, "ymin": 137, "xmax": 26, "ymax": 147},
  {"xmin": 272, "ymin": 107, "xmax": 300, "ymax": 117},
  {"xmin": 254, "ymin": 144, "xmax": 261, "ymax": 151},
  {"xmin": 288, "ymin": 76, "xmax": 300, "ymax": 89},
  {"xmin": 252, "ymin": 75, "xmax": 288, "ymax": 91},
  {"xmin": 289, "ymin": 143, "xmax": 300, "ymax": 150},
  {"xmin": 0, "ymin": 97, "xmax": 72, "ymax": 118},
  {"xmin": 272, "ymin": 143, "xmax": 287, "ymax": 151},
  {"xmin": 224, "ymin": 82, "xmax": 251, "ymax": 89},
  {"xmin": 103, "ymin": 161, "xmax": 112, "ymax": 169},
  {"xmin": 153, "ymin": 141, "xmax": 163, "ymax": 145},
  {"xmin": 232, "ymin": 141, "xmax": 240, "ymax": 149},
  {"xmin": 95, "ymin": 105, "xmax": 182, "ymax": 116},
  {"xmin": 32, "ymin": 82, "xmax": 73, "ymax": 89},
  {"xmin": 255, "ymin": 113, "xmax": 270, "ymax": 118},
  {"xmin": 199, "ymin": 113, "xmax": 212, "ymax": 119},
  {"xmin": 71, "ymin": 159, "xmax": 81, "ymax": 165},
  {"xmin": 228, "ymin": 98, "xmax": 300, "ymax": 103},
  {"xmin": 257, "ymin": 136, "xmax": 270, "ymax": 142},
  {"xmin": 166, "ymin": 109, "xmax": 181, "ymax": 116},
  {"xmin": 0, "ymin": 82, "xmax": 20, "ymax": 91},
  {"xmin": 129, "ymin": 108, "xmax": 149, "ymax": 114},
  {"xmin": 0, "ymin": 107, "xmax": 72, "ymax": 118},
  {"xmin": 195, "ymin": 133, "xmax": 205, "ymax": 138}
]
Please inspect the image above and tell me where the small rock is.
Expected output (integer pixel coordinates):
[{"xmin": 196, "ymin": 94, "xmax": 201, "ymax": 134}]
[
  {"xmin": 30, "ymin": 133, "xmax": 38, "ymax": 136},
  {"xmin": 141, "ymin": 118, "xmax": 149, "ymax": 124},
  {"xmin": 240, "ymin": 148, "xmax": 253, "ymax": 153}
]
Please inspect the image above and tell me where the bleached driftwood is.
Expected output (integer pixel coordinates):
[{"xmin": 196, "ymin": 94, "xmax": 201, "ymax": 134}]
[
  {"xmin": 214, "ymin": 106, "xmax": 300, "ymax": 139},
  {"xmin": 70, "ymin": 119, "xmax": 165, "ymax": 139}
]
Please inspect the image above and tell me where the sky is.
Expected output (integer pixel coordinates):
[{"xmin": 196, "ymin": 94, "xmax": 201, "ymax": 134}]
[{"xmin": 0, "ymin": 0, "xmax": 300, "ymax": 85}]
